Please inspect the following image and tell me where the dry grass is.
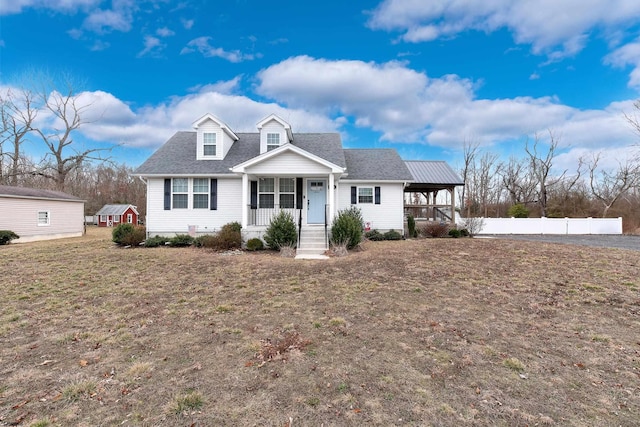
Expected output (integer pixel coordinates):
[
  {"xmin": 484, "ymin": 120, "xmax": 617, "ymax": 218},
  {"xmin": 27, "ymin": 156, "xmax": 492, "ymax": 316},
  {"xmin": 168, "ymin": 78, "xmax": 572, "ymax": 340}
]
[{"xmin": 0, "ymin": 227, "xmax": 639, "ymax": 426}]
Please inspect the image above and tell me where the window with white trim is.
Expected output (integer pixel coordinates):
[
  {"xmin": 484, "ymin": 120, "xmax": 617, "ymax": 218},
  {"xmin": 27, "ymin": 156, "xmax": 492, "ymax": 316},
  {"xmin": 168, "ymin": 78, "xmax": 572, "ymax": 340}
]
[
  {"xmin": 127, "ymin": 213, "xmax": 133, "ymax": 223},
  {"xmin": 172, "ymin": 178, "xmax": 188, "ymax": 209},
  {"xmin": 266, "ymin": 133, "xmax": 280, "ymax": 151},
  {"xmin": 38, "ymin": 210, "xmax": 50, "ymax": 226},
  {"xmin": 113, "ymin": 215, "xmax": 120, "ymax": 223},
  {"xmin": 203, "ymin": 132, "xmax": 216, "ymax": 156},
  {"xmin": 358, "ymin": 187, "xmax": 373, "ymax": 204},
  {"xmin": 100, "ymin": 215, "xmax": 107, "ymax": 223},
  {"xmin": 193, "ymin": 178, "xmax": 209, "ymax": 209},
  {"xmin": 279, "ymin": 178, "xmax": 295, "ymax": 208},
  {"xmin": 259, "ymin": 178, "xmax": 275, "ymax": 208}
]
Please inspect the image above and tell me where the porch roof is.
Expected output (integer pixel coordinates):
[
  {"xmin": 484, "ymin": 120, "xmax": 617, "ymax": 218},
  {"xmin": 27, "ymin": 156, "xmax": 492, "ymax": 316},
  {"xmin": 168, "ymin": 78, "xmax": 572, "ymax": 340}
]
[{"xmin": 404, "ymin": 160, "xmax": 464, "ymax": 192}]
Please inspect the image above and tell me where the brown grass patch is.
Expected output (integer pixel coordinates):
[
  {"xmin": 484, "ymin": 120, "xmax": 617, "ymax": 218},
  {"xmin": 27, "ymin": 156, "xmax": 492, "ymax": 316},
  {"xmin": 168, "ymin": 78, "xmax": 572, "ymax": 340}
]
[{"xmin": 0, "ymin": 226, "xmax": 639, "ymax": 425}]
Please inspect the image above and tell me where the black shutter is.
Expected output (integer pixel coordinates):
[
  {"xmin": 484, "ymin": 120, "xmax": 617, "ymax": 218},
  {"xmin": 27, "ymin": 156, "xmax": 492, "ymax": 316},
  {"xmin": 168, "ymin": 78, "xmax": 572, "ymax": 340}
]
[
  {"xmin": 296, "ymin": 178, "xmax": 303, "ymax": 209},
  {"xmin": 164, "ymin": 179, "xmax": 171, "ymax": 210},
  {"xmin": 375, "ymin": 186, "xmax": 381, "ymax": 205},
  {"xmin": 351, "ymin": 186, "xmax": 357, "ymax": 204},
  {"xmin": 250, "ymin": 181, "xmax": 258, "ymax": 209},
  {"xmin": 210, "ymin": 178, "xmax": 217, "ymax": 210}
]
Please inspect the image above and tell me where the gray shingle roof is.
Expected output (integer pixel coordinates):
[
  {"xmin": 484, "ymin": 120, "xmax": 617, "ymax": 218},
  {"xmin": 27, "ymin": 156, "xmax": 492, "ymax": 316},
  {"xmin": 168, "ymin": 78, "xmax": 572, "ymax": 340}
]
[
  {"xmin": 133, "ymin": 132, "xmax": 346, "ymax": 175},
  {"xmin": 0, "ymin": 185, "xmax": 83, "ymax": 201},
  {"xmin": 404, "ymin": 161, "xmax": 464, "ymax": 185},
  {"xmin": 95, "ymin": 204, "xmax": 137, "ymax": 216},
  {"xmin": 343, "ymin": 149, "xmax": 414, "ymax": 181}
]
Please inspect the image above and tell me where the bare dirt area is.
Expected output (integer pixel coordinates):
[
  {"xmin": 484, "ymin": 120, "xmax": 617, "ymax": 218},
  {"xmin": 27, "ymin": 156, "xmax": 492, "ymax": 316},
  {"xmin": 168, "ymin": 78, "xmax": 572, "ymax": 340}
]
[{"xmin": 1, "ymin": 227, "xmax": 639, "ymax": 426}]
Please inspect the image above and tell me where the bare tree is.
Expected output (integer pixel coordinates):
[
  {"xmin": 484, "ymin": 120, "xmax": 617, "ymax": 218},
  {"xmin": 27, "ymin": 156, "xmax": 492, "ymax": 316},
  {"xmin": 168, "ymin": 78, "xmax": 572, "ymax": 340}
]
[
  {"xmin": 476, "ymin": 151, "xmax": 500, "ymax": 217},
  {"xmin": 499, "ymin": 155, "xmax": 537, "ymax": 206},
  {"xmin": 30, "ymin": 79, "xmax": 112, "ymax": 191},
  {"xmin": 0, "ymin": 88, "xmax": 38, "ymax": 185},
  {"xmin": 459, "ymin": 139, "xmax": 479, "ymax": 217},
  {"xmin": 525, "ymin": 131, "xmax": 568, "ymax": 217},
  {"xmin": 587, "ymin": 153, "xmax": 640, "ymax": 218}
]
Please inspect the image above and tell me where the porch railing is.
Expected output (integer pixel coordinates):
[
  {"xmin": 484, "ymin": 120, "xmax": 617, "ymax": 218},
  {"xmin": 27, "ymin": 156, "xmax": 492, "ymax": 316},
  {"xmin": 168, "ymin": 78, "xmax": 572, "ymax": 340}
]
[
  {"xmin": 404, "ymin": 205, "xmax": 453, "ymax": 222},
  {"xmin": 247, "ymin": 205, "xmax": 301, "ymax": 227}
]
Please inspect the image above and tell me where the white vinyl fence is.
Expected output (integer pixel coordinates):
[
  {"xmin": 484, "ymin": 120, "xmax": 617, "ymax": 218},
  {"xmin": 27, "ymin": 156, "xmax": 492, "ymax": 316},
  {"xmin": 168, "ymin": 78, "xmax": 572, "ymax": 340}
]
[{"xmin": 477, "ymin": 217, "xmax": 622, "ymax": 235}]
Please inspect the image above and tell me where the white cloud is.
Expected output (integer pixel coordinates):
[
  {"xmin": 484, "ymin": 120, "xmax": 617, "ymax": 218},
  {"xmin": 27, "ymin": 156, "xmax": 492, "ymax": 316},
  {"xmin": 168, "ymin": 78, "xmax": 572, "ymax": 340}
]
[
  {"xmin": 181, "ymin": 18, "xmax": 194, "ymax": 30},
  {"xmin": 188, "ymin": 77, "xmax": 243, "ymax": 95},
  {"xmin": 82, "ymin": 0, "xmax": 136, "ymax": 34},
  {"xmin": 256, "ymin": 56, "xmax": 638, "ymax": 154},
  {"xmin": 367, "ymin": 0, "xmax": 640, "ymax": 59},
  {"xmin": 605, "ymin": 38, "xmax": 640, "ymax": 88},
  {"xmin": 180, "ymin": 37, "xmax": 254, "ymax": 62},
  {"xmin": 156, "ymin": 27, "xmax": 175, "ymax": 37},
  {"xmin": 90, "ymin": 39, "xmax": 110, "ymax": 51},
  {"xmin": 137, "ymin": 35, "xmax": 164, "ymax": 58},
  {"xmin": 0, "ymin": 0, "xmax": 99, "ymax": 15},
  {"xmin": 27, "ymin": 86, "xmax": 337, "ymax": 149}
]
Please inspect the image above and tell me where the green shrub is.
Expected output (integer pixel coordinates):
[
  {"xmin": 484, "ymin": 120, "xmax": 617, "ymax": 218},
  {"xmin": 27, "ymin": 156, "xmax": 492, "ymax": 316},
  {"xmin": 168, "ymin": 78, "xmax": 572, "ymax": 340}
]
[
  {"xmin": 112, "ymin": 223, "xmax": 135, "ymax": 245},
  {"xmin": 508, "ymin": 203, "xmax": 530, "ymax": 218},
  {"xmin": 420, "ymin": 222, "xmax": 450, "ymax": 238},
  {"xmin": 383, "ymin": 229, "xmax": 403, "ymax": 240},
  {"xmin": 407, "ymin": 214, "xmax": 417, "ymax": 238},
  {"xmin": 123, "ymin": 226, "xmax": 146, "ymax": 246},
  {"xmin": 365, "ymin": 229, "xmax": 385, "ymax": 241},
  {"xmin": 448, "ymin": 228, "xmax": 461, "ymax": 238},
  {"xmin": 211, "ymin": 226, "xmax": 242, "ymax": 250},
  {"xmin": 169, "ymin": 234, "xmax": 194, "ymax": 247},
  {"xmin": 331, "ymin": 207, "xmax": 363, "ymax": 249},
  {"xmin": 112, "ymin": 224, "xmax": 146, "ymax": 246},
  {"xmin": 459, "ymin": 228, "xmax": 470, "ymax": 237},
  {"xmin": 264, "ymin": 211, "xmax": 298, "ymax": 250},
  {"xmin": 144, "ymin": 235, "xmax": 170, "ymax": 247},
  {"xmin": 246, "ymin": 238, "xmax": 264, "ymax": 251},
  {"xmin": 222, "ymin": 221, "xmax": 242, "ymax": 233},
  {"xmin": 192, "ymin": 235, "xmax": 208, "ymax": 248},
  {"xmin": 0, "ymin": 230, "xmax": 19, "ymax": 245}
]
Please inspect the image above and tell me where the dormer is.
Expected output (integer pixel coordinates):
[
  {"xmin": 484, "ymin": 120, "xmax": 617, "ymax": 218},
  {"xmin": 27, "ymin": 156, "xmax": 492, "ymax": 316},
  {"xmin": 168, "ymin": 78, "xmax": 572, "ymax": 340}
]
[
  {"xmin": 257, "ymin": 114, "xmax": 293, "ymax": 154},
  {"xmin": 193, "ymin": 113, "xmax": 239, "ymax": 160}
]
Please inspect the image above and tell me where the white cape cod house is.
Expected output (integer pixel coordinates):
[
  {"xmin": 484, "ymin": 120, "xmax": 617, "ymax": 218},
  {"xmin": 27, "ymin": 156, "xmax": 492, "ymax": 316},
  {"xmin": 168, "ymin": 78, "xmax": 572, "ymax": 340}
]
[{"xmin": 133, "ymin": 113, "xmax": 458, "ymax": 253}]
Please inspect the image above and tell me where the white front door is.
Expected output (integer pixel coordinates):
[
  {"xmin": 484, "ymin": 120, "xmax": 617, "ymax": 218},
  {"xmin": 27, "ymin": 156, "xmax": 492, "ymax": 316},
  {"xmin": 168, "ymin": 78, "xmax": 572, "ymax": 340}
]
[{"xmin": 307, "ymin": 179, "xmax": 326, "ymax": 224}]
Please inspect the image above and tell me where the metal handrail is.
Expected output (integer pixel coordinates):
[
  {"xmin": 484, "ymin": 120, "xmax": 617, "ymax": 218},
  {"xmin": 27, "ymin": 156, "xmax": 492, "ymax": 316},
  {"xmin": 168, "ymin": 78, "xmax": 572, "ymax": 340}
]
[
  {"xmin": 324, "ymin": 204, "xmax": 329, "ymax": 247},
  {"xmin": 297, "ymin": 208, "xmax": 302, "ymax": 248}
]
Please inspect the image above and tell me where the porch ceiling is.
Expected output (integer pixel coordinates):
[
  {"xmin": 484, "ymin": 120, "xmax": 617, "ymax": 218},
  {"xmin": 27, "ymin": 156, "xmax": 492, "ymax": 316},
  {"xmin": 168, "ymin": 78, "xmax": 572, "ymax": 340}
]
[{"xmin": 404, "ymin": 183, "xmax": 458, "ymax": 193}]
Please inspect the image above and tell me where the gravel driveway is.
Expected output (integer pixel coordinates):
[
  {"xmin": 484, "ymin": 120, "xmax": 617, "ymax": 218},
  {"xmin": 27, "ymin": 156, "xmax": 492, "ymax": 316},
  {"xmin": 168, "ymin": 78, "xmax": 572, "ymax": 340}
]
[{"xmin": 481, "ymin": 234, "xmax": 640, "ymax": 251}]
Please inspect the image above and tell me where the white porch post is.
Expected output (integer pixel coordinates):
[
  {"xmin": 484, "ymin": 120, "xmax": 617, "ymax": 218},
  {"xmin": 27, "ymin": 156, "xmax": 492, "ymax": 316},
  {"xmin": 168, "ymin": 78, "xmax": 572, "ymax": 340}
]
[
  {"xmin": 328, "ymin": 173, "xmax": 335, "ymax": 224},
  {"xmin": 241, "ymin": 173, "xmax": 248, "ymax": 228}
]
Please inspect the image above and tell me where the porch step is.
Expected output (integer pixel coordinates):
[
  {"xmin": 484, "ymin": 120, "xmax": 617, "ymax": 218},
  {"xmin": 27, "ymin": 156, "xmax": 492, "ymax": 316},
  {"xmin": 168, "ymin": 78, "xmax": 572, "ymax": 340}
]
[{"xmin": 296, "ymin": 226, "xmax": 328, "ymax": 258}]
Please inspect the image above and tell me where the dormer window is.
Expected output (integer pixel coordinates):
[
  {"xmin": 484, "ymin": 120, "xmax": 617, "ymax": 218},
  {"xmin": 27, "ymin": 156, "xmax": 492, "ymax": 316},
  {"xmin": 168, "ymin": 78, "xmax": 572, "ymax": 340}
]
[
  {"xmin": 266, "ymin": 133, "xmax": 280, "ymax": 151},
  {"xmin": 203, "ymin": 132, "xmax": 217, "ymax": 156}
]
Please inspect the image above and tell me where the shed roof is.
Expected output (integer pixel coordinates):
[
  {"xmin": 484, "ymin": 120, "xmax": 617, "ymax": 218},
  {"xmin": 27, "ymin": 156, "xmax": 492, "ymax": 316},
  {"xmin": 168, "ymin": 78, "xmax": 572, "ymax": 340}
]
[
  {"xmin": 95, "ymin": 204, "xmax": 138, "ymax": 216},
  {"xmin": 0, "ymin": 185, "xmax": 83, "ymax": 202}
]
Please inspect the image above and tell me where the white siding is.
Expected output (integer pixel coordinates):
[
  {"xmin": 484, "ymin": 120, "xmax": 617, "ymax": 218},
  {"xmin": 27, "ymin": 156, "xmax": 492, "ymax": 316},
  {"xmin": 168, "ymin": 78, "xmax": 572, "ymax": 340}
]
[
  {"xmin": 260, "ymin": 120, "xmax": 287, "ymax": 154},
  {"xmin": 196, "ymin": 118, "xmax": 235, "ymax": 160},
  {"xmin": 248, "ymin": 151, "xmax": 331, "ymax": 175},
  {"xmin": 0, "ymin": 196, "xmax": 84, "ymax": 243},
  {"xmin": 146, "ymin": 177, "xmax": 242, "ymax": 236},
  {"xmin": 337, "ymin": 182, "xmax": 405, "ymax": 231}
]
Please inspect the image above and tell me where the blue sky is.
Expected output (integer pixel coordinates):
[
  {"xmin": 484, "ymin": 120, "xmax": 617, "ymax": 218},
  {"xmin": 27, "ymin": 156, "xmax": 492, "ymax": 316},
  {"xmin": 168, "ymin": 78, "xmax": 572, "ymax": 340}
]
[{"xmin": 2, "ymin": 0, "xmax": 640, "ymax": 171}]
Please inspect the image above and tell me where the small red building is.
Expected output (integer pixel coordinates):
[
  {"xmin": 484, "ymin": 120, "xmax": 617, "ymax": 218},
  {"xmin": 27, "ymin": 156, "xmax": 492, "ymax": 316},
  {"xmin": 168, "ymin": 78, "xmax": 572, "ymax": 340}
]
[{"xmin": 95, "ymin": 204, "xmax": 139, "ymax": 227}]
